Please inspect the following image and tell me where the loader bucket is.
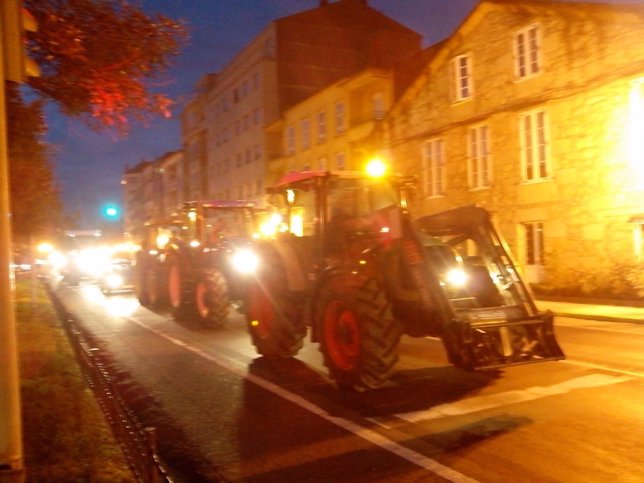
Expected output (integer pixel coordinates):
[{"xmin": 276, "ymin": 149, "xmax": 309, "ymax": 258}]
[
  {"xmin": 412, "ymin": 205, "xmax": 565, "ymax": 370},
  {"xmin": 446, "ymin": 311, "xmax": 565, "ymax": 370}
]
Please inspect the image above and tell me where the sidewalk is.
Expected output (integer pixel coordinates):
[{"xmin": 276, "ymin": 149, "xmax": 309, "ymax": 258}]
[{"xmin": 536, "ymin": 299, "xmax": 644, "ymax": 324}]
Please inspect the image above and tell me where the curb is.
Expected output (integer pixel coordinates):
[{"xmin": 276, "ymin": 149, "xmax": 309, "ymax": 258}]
[{"xmin": 549, "ymin": 311, "xmax": 644, "ymax": 325}]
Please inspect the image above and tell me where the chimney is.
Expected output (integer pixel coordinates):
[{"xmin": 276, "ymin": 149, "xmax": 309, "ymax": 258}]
[{"xmin": 320, "ymin": 0, "xmax": 328, "ymax": 5}]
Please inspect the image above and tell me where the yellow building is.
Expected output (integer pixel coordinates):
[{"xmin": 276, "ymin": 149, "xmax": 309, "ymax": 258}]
[
  {"xmin": 387, "ymin": 0, "xmax": 644, "ymax": 297},
  {"xmin": 266, "ymin": 68, "xmax": 393, "ymax": 183}
]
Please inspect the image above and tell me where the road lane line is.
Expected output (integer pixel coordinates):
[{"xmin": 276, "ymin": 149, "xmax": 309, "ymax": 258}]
[
  {"xmin": 562, "ymin": 359, "xmax": 644, "ymax": 378},
  {"xmin": 393, "ymin": 374, "xmax": 632, "ymax": 423},
  {"xmin": 128, "ymin": 317, "xmax": 478, "ymax": 483}
]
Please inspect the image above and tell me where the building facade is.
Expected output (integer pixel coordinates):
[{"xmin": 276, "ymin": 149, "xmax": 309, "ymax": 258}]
[
  {"xmin": 266, "ymin": 68, "xmax": 393, "ymax": 181},
  {"xmin": 180, "ymin": 0, "xmax": 421, "ymax": 204},
  {"xmin": 386, "ymin": 0, "xmax": 644, "ymax": 296},
  {"xmin": 121, "ymin": 150, "xmax": 183, "ymax": 241}
]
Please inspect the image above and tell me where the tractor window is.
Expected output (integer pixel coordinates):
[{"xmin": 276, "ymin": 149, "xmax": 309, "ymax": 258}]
[
  {"xmin": 153, "ymin": 225, "xmax": 181, "ymax": 249},
  {"xmin": 327, "ymin": 178, "xmax": 398, "ymax": 221},
  {"xmin": 288, "ymin": 189, "xmax": 317, "ymax": 236},
  {"xmin": 266, "ymin": 188, "xmax": 317, "ymax": 237},
  {"xmin": 203, "ymin": 208, "xmax": 254, "ymax": 240}
]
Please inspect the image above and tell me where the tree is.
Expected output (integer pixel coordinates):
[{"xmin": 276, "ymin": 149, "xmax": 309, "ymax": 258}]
[
  {"xmin": 24, "ymin": 0, "xmax": 188, "ymax": 133},
  {"xmin": 6, "ymin": 83, "xmax": 63, "ymax": 246}
]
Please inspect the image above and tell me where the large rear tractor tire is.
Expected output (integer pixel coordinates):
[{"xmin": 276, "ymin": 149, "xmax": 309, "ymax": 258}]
[
  {"xmin": 135, "ymin": 269, "xmax": 150, "ymax": 307},
  {"xmin": 246, "ymin": 255, "xmax": 305, "ymax": 357},
  {"xmin": 194, "ymin": 269, "xmax": 229, "ymax": 328},
  {"xmin": 318, "ymin": 277, "xmax": 402, "ymax": 390},
  {"xmin": 146, "ymin": 268, "xmax": 167, "ymax": 308},
  {"xmin": 167, "ymin": 260, "xmax": 194, "ymax": 321}
]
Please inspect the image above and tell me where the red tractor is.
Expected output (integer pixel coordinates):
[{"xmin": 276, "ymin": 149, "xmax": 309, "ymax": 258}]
[
  {"xmin": 134, "ymin": 201, "xmax": 261, "ymax": 327},
  {"xmin": 246, "ymin": 169, "xmax": 564, "ymax": 390}
]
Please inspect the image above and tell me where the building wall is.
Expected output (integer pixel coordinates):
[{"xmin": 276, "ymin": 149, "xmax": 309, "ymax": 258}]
[
  {"xmin": 179, "ymin": 0, "xmax": 421, "ymax": 205},
  {"xmin": 268, "ymin": 68, "xmax": 392, "ymax": 180},
  {"xmin": 388, "ymin": 0, "xmax": 644, "ymax": 295}
]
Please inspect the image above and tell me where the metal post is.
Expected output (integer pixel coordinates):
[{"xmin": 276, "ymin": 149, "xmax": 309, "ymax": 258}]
[{"xmin": 0, "ymin": 42, "xmax": 25, "ymax": 483}]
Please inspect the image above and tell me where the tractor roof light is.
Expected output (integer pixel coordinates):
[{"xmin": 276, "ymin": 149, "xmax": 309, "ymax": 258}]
[{"xmin": 365, "ymin": 157, "xmax": 387, "ymax": 178}]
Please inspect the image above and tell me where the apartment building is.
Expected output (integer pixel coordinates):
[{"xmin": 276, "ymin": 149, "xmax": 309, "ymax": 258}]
[
  {"xmin": 387, "ymin": 0, "xmax": 644, "ymax": 296},
  {"xmin": 180, "ymin": 0, "xmax": 421, "ymax": 204},
  {"xmin": 266, "ymin": 67, "xmax": 393, "ymax": 182},
  {"xmin": 121, "ymin": 150, "xmax": 183, "ymax": 240}
]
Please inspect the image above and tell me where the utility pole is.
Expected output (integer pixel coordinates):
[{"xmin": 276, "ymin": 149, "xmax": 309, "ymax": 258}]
[{"xmin": 0, "ymin": 2, "xmax": 38, "ymax": 481}]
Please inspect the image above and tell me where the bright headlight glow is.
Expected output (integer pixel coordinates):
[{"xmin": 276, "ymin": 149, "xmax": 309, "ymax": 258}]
[
  {"xmin": 446, "ymin": 268, "xmax": 468, "ymax": 287},
  {"xmin": 231, "ymin": 249, "xmax": 259, "ymax": 274},
  {"xmin": 365, "ymin": 157, "xmax": 387, "ymax": 177},
  {"xmin": 105, "ymin": 273, "xmax": 124, "ymax": 289}
]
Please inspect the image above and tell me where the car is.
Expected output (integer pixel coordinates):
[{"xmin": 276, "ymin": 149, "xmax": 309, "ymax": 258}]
[{"xmin": 98, "ymin": 256, "xmax": 134, "ymax": 295}]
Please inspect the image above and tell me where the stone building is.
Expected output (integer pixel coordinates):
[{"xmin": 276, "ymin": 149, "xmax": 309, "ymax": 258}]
[
  {"xmin": 180, "ymin": 0, "xmax": 421, "ymax": 204},
  {"xmin": 386, "ymin": 0, "xmax": 644, "ymax": 296}
]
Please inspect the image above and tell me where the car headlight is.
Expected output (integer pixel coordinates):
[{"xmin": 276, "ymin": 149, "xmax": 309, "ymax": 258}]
[
  {"xmin": 230, "ymin": 249, "xmax": 259, "ymax": 274},
  {"xmin": 104, "ymin": 273, "xmax": 124, "ymax": 289}
]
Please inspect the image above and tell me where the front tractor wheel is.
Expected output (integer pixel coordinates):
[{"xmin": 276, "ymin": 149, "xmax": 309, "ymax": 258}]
[
  {"xmin": 194, "ymin": 269, "xmax": 229, "ymax": 328},
  {"xmin": 246, "ymin": 258, "xmax": 305, "ymax": 358},
  {"xmin": 318, "ymin": 278, "xmax": 402, "ymax": 390}
]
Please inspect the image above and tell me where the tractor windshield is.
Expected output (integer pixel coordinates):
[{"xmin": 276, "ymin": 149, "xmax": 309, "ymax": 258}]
[
  {"xmin": 201, "ymin": 207, "xmax": 255, "ymax": 241},
  {"xmin": 326, "ymin": 177, "xmax": 399, "ymax": 221}
]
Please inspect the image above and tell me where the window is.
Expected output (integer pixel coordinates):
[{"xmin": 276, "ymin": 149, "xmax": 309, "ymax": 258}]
[
  {"xmin": 373, "ymin": 92, "xmax": 385, "ymax": 119},
  {"xmin": 634, "ymin": 222, "xmax": 644, "ymax": 258},
  {"xmin": 335, "ymin": 152, "xmax": 346, "ymax": 170},
  {"xmin": 335, "ymin": 102, "xmax": 345, "ymax": 134},
  {"xmin": 317, "ymin": 111, "xmax": 326, "ymax": 142},
  {"xmin": 301, "ymin": 118, "xmax": 310, "ymax": 149},
  {"xmin": 520, "ymin": 110, "xmax": 549, "ymax": 181},
  {"xmin": 286, "ymin": 125, "xmax": 295, "ymax": 154},
  {"xmin": 453, "ymin": 54, "xmax": 472, "ymax": 101},
  {"xmin": 524, "ymin": 222, "xmax": 544, "ymax": 265},
  {"xmin": 468, "ymin": 125, "xmax": 491, "ymax": 188},
  {"xmin": 422, "ymin": 139, "xmax": 445, "ymax": 197},
  {"xmin": 252, "ymin": 72, "xmax": 260, "ymax": 91},
  {"xmin": 318, "ymin": 157, "xmax": 328, "ymax": 170},
  {"xmin": 515, "ymin": 25, "xmax": 541, "ymax": 79},
  {"xmin": 253, "ymin": 108, "xmax": 262, "ymax": 126}
]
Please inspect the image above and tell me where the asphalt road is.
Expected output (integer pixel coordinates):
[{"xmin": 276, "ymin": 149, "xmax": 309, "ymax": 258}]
[{"xmin": 52, "ymin": 281, "xmax": 644, "ymax": 483}]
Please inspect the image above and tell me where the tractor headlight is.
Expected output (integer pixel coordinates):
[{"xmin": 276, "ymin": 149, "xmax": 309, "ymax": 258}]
[
  {"xmin": 445, "ymin": 268, "xmax": 468, "ymax": 288},
  {"xmin": 231, "ymin": 248, "xmax": 259, "ymax": 274}
]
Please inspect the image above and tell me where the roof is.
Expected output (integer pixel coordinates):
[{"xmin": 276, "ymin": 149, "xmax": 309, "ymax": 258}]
[
  {"xmin": 275, "ymin": 0, "xmax": 420, "ymax": 39},
  {"xmin": 182, "ymin": 200, "xmax": 256, "ymax": 210}
]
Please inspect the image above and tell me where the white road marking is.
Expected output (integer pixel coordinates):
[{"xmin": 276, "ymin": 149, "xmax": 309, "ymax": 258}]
[
  {"xmin": 127, "ymin": 316, "xmax": 478, "ymax": 483},
  {"xmin": 562, "ymin": 358, "xmax": 644, "ymax": 378},
  {"xmin": 393, "ymin": 374, "xmax": 632, "ymax": 423}
]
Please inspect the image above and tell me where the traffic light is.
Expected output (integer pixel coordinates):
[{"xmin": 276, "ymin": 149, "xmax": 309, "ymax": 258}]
[
  {"xmin": 102, "ymin": 204, "xmax": 121, "ymax": 220},
  {"xmin": 1, "ymin": 0, "xmax": 39, "ymax": 83}
]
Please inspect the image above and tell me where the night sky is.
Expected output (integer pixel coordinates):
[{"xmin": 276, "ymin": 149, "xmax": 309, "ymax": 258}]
[{"xmin": 43, "ymin": 0, "xmax": 637, "ymax": 229}]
